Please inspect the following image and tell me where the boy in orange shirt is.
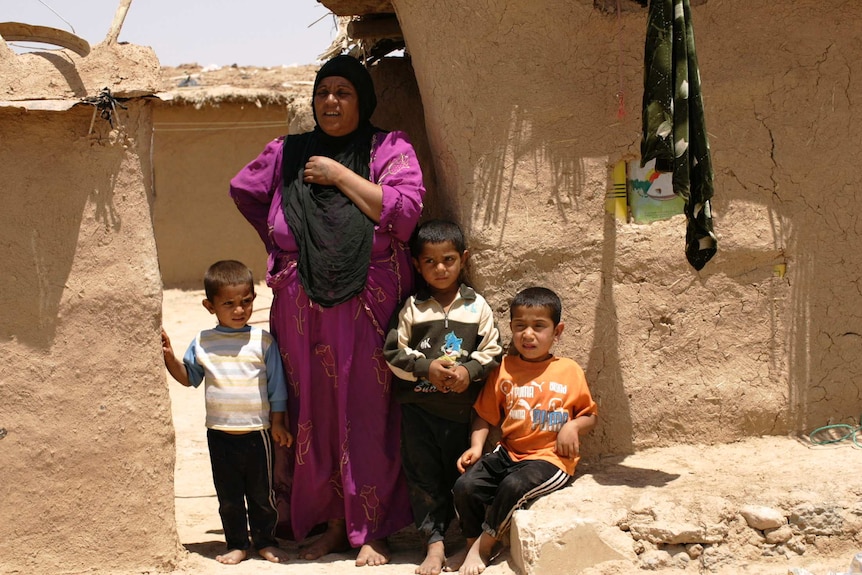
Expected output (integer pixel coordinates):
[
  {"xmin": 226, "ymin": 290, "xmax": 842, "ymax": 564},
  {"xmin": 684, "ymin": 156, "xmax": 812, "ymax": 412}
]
[{"xmin": 452, "ymin": 287, "xmax": 598, "ymax": 575}]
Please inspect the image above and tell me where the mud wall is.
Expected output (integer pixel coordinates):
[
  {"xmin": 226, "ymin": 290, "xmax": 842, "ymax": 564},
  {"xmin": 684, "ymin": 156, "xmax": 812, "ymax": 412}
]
[
  {"xmin": 370, "ymin": 57, "xmax": 441, "ymax": 220},
  {"xmin": 392, "ymin": 0, "xmax": 862, "ymax": 455},
  {"xmin": 152, "ymin": 101, "xmax": 295, "ymax": 288},
  {"xmin": 0, "ymin": 45, "xmax": 180, "ymax": 572}
]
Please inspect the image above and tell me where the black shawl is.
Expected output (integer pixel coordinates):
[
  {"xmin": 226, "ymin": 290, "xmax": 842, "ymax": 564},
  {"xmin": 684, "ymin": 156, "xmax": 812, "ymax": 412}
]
[{"xmin": 281, "ymin": 55, "xmax": 379, "ymax": 307}]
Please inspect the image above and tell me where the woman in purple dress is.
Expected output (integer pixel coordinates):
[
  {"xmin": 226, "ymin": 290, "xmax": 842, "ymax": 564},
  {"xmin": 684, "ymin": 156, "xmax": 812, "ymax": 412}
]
[{"xmin": 229, "ymin": 55, "xmax": 425, "ymax": 566}]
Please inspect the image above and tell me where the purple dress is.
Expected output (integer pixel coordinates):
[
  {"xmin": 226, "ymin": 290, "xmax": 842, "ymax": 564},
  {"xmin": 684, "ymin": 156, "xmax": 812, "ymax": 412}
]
[{"xmin": 230, "ymin": 130, "xmax": 425, "ymax": 546}]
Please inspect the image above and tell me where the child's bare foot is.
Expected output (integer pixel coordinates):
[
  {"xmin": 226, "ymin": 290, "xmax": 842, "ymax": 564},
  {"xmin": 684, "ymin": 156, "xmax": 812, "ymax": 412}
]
[
  {"xmin": 417, "ymin": 540, "xmax": 446, "ymax": 575},
  {"xmin": 216, "ymin": 548, "xmax": 247, "ymax": 565},
  {"xmin": 259, "ymin": 546, "xmax": 289, "ymax": 563},
  {"xmin": 299, "ymin": 519, "xmax": 350, "ymax": 560},
  {"xmin": 458, "ymin": 545, "xmax": 486, "ymax": 575},
  {"xmin": 459, "ymin": 534, "xmax": 494, "ymax": 575},
  {"xmin": 443, "ymin": 540, "xmax": 471, "ymax": 572},
  {"xmin": 355, "ymin": 538, "xmax": 390, "ymax": 567}
]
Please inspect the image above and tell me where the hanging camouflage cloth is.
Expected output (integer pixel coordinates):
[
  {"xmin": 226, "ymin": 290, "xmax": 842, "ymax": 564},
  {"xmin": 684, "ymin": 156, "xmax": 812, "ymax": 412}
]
[{"xmin": 641, "ymin": 0, "xmax": 717, "ymax": 270}]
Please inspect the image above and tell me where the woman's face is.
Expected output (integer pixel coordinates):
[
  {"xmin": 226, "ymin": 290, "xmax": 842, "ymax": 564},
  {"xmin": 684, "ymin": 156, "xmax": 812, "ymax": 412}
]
[{"xmin": 314, "ymin": 76, "xmax": 360, "ymax": 137}]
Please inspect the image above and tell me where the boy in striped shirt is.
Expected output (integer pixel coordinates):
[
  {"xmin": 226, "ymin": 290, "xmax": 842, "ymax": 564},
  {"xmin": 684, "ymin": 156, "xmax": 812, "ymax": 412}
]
[{"xmin": 161, "ymin": 260, "xmax": 292, "ymax": 565}]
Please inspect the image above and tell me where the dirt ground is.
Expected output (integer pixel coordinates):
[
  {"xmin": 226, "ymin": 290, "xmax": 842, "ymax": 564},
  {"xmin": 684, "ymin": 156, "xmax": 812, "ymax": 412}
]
[{"xmin": 160, "ymin": 285, "xmax": 862, "ymax": 575}]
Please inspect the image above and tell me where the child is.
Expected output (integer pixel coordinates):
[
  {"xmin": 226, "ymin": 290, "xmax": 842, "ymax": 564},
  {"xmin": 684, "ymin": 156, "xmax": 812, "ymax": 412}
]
[
  {"xmin": 384, "ymin": 219, "xmax": 502, "ymax": 575},
  {"xmin": 452, "ymin": 287, "xmax": 598, "ymax": 575},
  {"xmin": 161, "ymin": 260, "xmax": 293, "ymax": 565}
]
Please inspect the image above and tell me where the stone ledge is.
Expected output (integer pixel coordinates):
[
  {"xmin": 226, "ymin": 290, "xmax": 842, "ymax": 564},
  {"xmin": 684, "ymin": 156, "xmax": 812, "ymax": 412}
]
[{"xmin": 506, "ymin": 436, "xmax": 862, "ymax": 573}]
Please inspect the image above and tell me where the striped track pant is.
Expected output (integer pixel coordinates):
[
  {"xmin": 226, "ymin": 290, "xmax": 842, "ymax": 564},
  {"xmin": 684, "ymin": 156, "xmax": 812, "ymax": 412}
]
[{"xmin": 452, "ymin": 445, "xmax": 570, "ymax": 539}]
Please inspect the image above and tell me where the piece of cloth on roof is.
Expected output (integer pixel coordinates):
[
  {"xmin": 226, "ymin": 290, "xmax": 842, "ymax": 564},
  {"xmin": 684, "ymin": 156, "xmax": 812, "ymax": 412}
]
[{"xmin": 641, "ymin": 0, "xmax": 717, "ymax": 270}]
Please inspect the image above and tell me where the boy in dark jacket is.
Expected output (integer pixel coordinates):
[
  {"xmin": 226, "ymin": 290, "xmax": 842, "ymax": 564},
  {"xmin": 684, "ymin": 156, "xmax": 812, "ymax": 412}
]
[{"xmin": 384, "ymin": 220, "xmax": 502, "ymax": 575}]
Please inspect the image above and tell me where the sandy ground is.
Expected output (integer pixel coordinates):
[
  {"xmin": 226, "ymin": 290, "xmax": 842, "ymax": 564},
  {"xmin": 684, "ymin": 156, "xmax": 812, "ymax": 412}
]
[{"xmin": 161, "ymin": 284, "xmax": 862, "ymax": 575}]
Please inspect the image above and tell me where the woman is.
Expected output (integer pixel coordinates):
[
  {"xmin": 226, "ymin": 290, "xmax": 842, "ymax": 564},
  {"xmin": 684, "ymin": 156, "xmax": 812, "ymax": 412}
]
[{"xmin": 229, "ymin": 55, "xmax": 425, "ymax": 566}]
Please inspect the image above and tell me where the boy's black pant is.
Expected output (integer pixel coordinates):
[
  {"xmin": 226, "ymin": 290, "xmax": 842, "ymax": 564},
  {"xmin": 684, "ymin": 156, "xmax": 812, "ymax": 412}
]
[
  {"xmin": 452, "ymin": 446, "xmax": 570, "ymax": 539},
  {"xmin": 207, "ymin": 428, "xmax": 279, "ymax": 551},
  {"xmin": 400, "ymin": 403, "xmax": 470, "ymax": 544}
]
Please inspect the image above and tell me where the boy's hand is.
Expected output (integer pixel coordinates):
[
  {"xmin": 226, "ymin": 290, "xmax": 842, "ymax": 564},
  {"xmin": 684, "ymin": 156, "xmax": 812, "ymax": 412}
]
[
  {"xmin": 161, "ymin": 328, "xmax": 191, "ymax": 386},
  {"xmin": 557, "ymin": 413, "xmax": 598, "ymax": 459},
  {"xmin": 555, "ymin": 421, "xmax": 581, "ymax": 459},
  {"xmin": 161, "ymin": 328, "xmax": 175, "ymax": 362},
  {"xmin": 457, "ymin": 446, "xmax": 483, "ymax": 473},
  {"xmin": 445, "ymin": 364, "xmax": 470, "ymax": 394},
  {"xmin": 428, "ymin": 361, "xmax": 470, "ymax": 393},
  {"xmin": 271, "ymin": 420, "xmax": 294, "ymax": 448},
  {"xmin": 427, "ymin": 359, "xmax": 455, "ymax": 392}
]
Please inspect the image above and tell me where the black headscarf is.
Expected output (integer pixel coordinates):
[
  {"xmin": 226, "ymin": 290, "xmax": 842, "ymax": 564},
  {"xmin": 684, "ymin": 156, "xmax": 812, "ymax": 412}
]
[{"xmin": 282, "ymin": 55, "xmax": 379, "ymax": 307}]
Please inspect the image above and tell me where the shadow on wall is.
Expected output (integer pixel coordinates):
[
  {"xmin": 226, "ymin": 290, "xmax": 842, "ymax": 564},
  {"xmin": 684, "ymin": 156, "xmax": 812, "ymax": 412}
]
[
  {"xmin": 370, "ymin": 56, "xmax": 441, "ymax": 222},
  {"xmin": 1, "ymin": 106, "xmax": 125, "ymax": 348},
  {"xmin": 430, "ymin": 77, "xmax": 636, "ymax": 455}
]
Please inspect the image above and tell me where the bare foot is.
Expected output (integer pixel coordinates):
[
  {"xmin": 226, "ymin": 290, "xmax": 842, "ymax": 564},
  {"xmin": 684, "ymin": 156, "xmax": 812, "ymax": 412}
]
[
  {"xmin": 443, "ymin": 540, "xmax": 471, "ymax": 572},
  {"xmin": 300, "ymin": 519, "xmax": 350, "ymax": 560},
  {"xmin": 259, "ymin": 546, "xmax": 289, "ymax": 563},
  {"xmin": 216, "ymin": 548, "xmax": 247, "ymax": 565},
  {"xmin": 459, "ymin": 534, "xmax": 494, "ymax": 575},
  {"xmin": 417, "ymin": 540, "xmax": 446, "ymax": 575},
  {"xmin": 355, "ymin": 538, "xmax": 390, "ymax": 567},
  {"xmin": 458, "ymin": 544, "xmax": 486, "ymax": 575}
]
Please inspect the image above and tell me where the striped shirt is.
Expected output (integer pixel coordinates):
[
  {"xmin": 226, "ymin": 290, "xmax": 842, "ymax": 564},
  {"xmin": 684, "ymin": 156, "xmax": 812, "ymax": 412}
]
[{"xmin": 183, "ymin": 325, "xmax": 287, "ymax": 432}]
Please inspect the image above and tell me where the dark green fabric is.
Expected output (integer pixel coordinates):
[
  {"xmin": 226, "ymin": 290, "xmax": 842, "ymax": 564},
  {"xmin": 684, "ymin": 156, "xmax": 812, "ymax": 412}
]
[{"xmin": 642, "ymin": 0, "xmax": 717, "ymax": 270}]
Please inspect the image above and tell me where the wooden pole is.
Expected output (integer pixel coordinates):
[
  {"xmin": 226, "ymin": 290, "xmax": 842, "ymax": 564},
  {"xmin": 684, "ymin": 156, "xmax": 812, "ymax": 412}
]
[{"xmin": 105, "ymin": 0, "xmax": 133, "ymax": 45}]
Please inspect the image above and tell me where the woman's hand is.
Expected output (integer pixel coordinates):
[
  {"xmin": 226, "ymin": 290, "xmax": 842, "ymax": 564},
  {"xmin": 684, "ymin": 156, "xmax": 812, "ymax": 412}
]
[
  {"xmin": 303, "ymin": 155, "xmax": 384, "ymax": 222},
  {"xmin": 303, "ymin": 155, "xmax": 344, "ymax": 187}
]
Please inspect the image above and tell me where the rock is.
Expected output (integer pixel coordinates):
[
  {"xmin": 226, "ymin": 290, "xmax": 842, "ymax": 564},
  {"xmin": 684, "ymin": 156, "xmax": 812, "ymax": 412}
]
[
  {"xmin": 740, "ymin": 504, "xmax": 787, "ymax": 530},
  {"xmin": 765, "ymin": 525, "xmax": 794, "ymax": 544},
  {"xmin": 786, "ymin": 537, "xmax": 807, "ymax": 555},
  {"xmin": 686, "ymin": 543, "xmax": 704, "ymax": 558},
  {"xmin": 628, "ymin": 520, "xmax": 727, "ymax": 545},
  {"xmin": 509, "ymin": 510, "xmax": 636, "ymax": 575},
  {"xmin": 790, "ymin": 504, "xmax": 844, "ymax": 536},
  {"xmin": 639, "ymin": 549, "xmax": 673, "ymax": 570}
]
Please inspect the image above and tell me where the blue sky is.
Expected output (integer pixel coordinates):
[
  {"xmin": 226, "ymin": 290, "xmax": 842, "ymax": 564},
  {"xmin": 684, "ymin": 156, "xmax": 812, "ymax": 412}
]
[{"xmin": 5, "ymin": 0, "xmax": 337, "ymax": 67}]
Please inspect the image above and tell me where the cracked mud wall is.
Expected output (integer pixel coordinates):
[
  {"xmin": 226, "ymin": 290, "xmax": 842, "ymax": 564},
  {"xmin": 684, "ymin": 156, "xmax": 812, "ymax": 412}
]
[
  {"xmin": 391, "ymin": 0, "xmax": 862, "ymax": 454},
  {"xmin": 0, "ymin": 45, "xmax": 180, "ymax": 572}
]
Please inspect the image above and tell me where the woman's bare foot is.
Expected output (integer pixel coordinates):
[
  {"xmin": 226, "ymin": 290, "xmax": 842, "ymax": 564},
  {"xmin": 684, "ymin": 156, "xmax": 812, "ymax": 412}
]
[
  {"xmin": 417, "ymin": 540, "xmax": 446, "ymax": 575},
  {"xmin": 299, "ymin": 519, "xmax": 350, "ymax": 560},
  {"xmin": 259, "ymin": 546, "xmax": 290, "ymax": 563},
  {"xmin": 355, "ymin": 538, "xmax": 390, "ymax": 567},
  {"xmin": 216, "ymin": 548, "xmax": 247, "ymax": 565}
]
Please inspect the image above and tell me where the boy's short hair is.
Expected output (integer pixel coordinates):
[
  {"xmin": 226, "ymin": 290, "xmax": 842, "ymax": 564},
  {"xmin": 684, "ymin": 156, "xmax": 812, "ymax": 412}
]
[
  {"xmin": 510, "ymin": 287, "xmax": 562, "ymax": 325},
  {"xmin": 204, "ymin": 260, "xmax": 254, "ymax": 301},
  {"xmin": 410, "ymin": 219, "xmax": 466, "ymax": 255}
]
